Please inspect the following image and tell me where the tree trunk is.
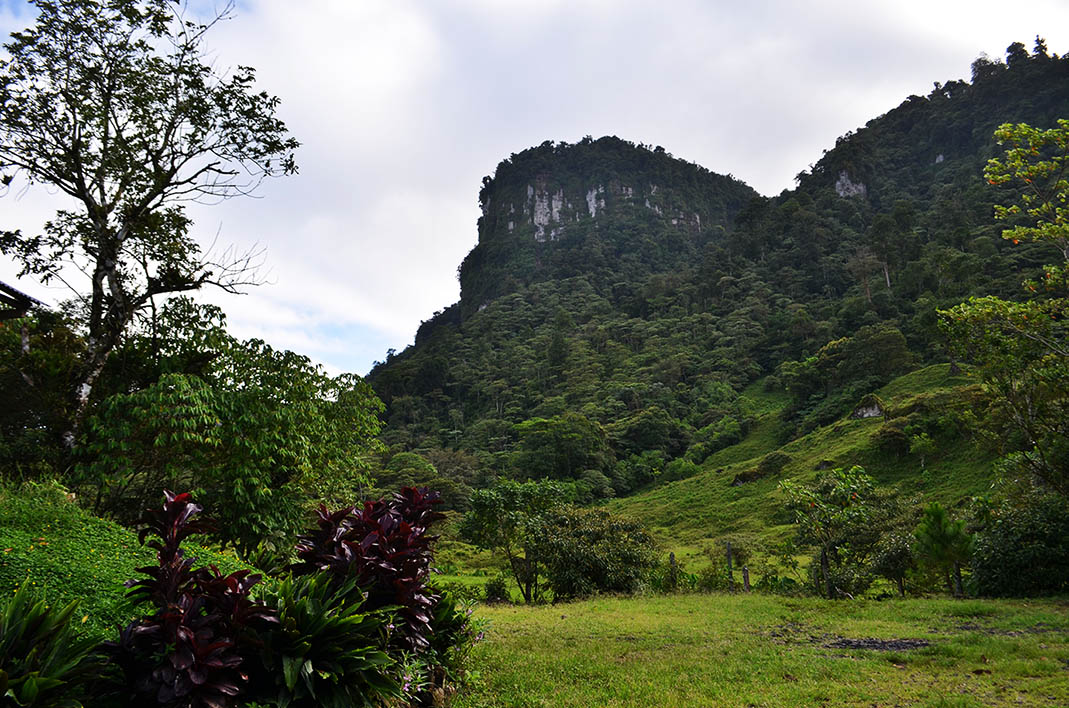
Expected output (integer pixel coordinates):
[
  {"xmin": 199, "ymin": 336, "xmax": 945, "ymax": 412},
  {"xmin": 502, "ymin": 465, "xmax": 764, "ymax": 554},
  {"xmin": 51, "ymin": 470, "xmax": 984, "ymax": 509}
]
[
  {"xmin": 883, "ymin": 262, "xmax": 892, "ymax": 289},
  {"xmin": 953, "ymin": 561, "xmax": 963, "ymax": 598},
  {"xmin": 896, "ymin": 576, "xmax": 905, "ymax": 597},
  {"xmin": 821, "ymin": 547, "xmax": 833, "ymax": 599}
]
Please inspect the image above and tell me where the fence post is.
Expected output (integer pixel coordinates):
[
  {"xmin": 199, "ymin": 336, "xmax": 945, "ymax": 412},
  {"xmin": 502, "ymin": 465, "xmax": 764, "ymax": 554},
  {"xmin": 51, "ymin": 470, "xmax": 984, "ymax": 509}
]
[
  {"xmin": 726, "ymin": 541, "xmax": 734, "ymax": 591},
  {"xmin": 743, "ymin": 566, "xmax": 750, "ymax": 592}
]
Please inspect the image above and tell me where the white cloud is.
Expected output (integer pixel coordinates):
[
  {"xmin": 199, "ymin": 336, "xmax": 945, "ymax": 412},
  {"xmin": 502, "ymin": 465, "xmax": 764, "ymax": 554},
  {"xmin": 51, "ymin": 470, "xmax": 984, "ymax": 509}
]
[{"xmin": 4, "ymin": 0, "xmax": 1069, "ymax": 375}]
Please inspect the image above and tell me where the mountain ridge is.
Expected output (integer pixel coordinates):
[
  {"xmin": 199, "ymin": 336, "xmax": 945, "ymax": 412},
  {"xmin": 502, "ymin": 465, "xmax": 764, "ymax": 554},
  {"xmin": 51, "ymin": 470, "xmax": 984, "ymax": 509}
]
[{"xmin": 366, "ymin": 39, "xmax": 1068, "ymax": 510}]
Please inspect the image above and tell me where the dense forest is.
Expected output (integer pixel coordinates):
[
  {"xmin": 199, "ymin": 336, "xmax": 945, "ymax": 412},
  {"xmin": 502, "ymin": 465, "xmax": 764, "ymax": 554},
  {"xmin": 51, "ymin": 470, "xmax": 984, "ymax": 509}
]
[{"xmin": 366, "ymin": 39, "xmax": 1068, "ymax": 506}]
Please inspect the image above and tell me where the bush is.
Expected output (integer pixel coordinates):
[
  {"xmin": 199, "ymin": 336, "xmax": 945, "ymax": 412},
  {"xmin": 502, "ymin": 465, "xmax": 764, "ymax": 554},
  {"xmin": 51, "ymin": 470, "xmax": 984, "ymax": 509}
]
[
  {"xmin": 0, "ymin": 581, "xmax": 107, "ymax": 707},
  {"xmin": 253, "ymin": 573, "xmax": 400, "ymax": 708},
  {"xmin": 106, "ymin": 491, "xmax": 278, "ymax": 707},
  {"xmin": 534, "ymin": 506, "xmax": 658, "ymax": 600},
  {"xmin": 483, "ymin": 574, "xmax": 511, "ymax": 604},
  {"xmin": 290, "ymin": 487, "xmax": 446, "ymax": 652},
  {"xmin": 972, "ymin": 492, "xmax": 1069, "ymax": 597},
  {"xmin": 419, "ymin": 590, "xmax": 486, "ymax": 705}
]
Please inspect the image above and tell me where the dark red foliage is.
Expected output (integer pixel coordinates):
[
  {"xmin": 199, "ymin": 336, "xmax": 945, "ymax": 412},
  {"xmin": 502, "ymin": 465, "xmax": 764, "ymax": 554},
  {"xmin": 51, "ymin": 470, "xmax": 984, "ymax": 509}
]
[
  {"xmin": 291, "ymin": 486, "xmax": 445, "ymax": 652},
  {"xmin": 108, "ymin": 491, "xmax": 277, "ymax": 707}
]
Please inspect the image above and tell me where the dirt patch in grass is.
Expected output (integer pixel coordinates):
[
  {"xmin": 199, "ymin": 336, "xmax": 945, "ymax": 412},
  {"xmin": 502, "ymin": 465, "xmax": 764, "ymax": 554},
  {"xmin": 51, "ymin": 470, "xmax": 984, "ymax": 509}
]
[
  {"xmin": 767, "ymin": 623, "xmax": 931, "ymax": 652},
  {"xmin": 825, "ymin": 637, "xmax": 931, "ymax": 651}
]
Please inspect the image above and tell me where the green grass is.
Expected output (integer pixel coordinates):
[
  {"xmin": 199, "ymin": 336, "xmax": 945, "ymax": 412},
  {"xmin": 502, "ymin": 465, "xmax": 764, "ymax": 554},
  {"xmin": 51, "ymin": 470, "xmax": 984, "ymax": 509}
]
[
  {"xmin": 456, "ymin": 593, "xmax": 1069, "ymax": 707},
  {"xmin": 0, "ymin": 479, "xmax": 253, "ymax": 640},
  {"xmin": 608, "ymin": 365, "xmax": 997, "ymax": 562}
]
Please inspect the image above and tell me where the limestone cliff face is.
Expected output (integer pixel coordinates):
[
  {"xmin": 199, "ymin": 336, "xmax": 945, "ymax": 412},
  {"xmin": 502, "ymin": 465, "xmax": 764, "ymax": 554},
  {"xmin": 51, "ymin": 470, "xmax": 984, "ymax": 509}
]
[{"xmin": 458, "ymin": 136, "xmax": 757, "ymax": 316}]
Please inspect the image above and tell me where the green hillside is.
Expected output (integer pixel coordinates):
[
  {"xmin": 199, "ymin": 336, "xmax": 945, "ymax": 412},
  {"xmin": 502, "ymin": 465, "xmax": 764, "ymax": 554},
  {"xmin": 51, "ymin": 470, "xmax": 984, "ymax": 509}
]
[
  {"xmin": 608, "ymin": 364, "xmax": 990, "ymax": 556},
  {"xmin": 366, "ymin": 41, "xmax": 1068, "ymax": 520}
]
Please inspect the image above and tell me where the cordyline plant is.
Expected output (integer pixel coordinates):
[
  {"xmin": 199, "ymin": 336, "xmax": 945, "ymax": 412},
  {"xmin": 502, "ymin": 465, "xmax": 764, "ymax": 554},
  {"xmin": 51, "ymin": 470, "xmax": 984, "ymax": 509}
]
[
  {"xmin": 107, "ymin": 491, "xmax": 277, "ymax": 707},
  {"xmin": 290, "ymin": 486, "xmax": 445, "ymax": 652}
]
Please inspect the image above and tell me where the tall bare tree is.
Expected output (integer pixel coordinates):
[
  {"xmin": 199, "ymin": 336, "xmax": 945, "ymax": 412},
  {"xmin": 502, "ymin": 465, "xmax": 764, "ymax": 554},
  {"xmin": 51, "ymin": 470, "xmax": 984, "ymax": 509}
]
[{"xmin": 0, "ymin": 0, "xmax": 299, "ymax": 446}]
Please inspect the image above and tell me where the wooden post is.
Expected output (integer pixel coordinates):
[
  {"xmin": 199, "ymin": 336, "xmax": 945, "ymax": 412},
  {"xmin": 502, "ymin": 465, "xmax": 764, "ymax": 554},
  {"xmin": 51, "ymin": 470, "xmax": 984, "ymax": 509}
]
[
  {"xmin": 742, "ymin": 566, "xmax": 750, "ymax": 592},
  {"xmin": 669, "ymin": 552, "xmax": 678, "ymax": 590},
  {"xmin": 726, "ymin": 541, "xmax": 734, "ymax": 591}
]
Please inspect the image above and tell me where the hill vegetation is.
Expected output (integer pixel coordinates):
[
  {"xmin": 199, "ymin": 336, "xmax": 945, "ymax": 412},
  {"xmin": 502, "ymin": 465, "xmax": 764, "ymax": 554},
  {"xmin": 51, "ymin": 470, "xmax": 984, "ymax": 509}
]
[
  {"xmin": 366, "ymin": 38, "xmax": 1068, "ymax": 516},
  {"xmin": 2, "ymin": 4, "xmax": 1069, "ymax": 703}
]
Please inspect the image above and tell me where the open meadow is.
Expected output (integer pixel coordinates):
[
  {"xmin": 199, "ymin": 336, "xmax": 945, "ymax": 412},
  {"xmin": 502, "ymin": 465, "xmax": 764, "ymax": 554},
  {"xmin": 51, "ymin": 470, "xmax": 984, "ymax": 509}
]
[{"xmin": 456, "ymin": 594, "xmax": 1069, "ymax": 708}]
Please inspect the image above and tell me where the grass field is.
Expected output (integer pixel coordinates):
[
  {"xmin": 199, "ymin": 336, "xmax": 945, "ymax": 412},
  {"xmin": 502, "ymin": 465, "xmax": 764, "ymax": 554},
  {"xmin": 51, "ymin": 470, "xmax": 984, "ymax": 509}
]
[
  {"xmin": 455, "ymin": 593, "xmax": 1069, "ymax": 707},
  {"xmin": 608, "ymin": 365, "xmax": 991, "ymax": 562}
]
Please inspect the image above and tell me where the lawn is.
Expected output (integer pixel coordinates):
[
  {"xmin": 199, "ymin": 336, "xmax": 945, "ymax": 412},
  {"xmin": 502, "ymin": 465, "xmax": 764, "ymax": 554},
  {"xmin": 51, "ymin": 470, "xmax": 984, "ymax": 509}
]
[{"xmin": 456, "ymin": 593, "xmax": 1069, "ymax": 707}]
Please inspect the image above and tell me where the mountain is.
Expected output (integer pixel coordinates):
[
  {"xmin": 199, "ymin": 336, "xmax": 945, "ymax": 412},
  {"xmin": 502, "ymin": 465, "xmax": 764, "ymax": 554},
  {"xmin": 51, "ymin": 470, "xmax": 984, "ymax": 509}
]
[
  {"xmin": 366, "ymin": 39, "xmax": 1069, "ymax": 508},
  {"xmin": 458, "ymin": 136, "xmax": 756, "ymax": 316}
]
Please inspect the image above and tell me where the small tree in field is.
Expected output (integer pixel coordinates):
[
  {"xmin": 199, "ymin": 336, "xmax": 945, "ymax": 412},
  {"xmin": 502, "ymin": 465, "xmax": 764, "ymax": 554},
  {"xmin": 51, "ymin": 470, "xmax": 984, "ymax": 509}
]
[
  {"xmin": 459, "ymin": 479, "xmax": 568, "ymax": 603},
  {"xmin": 914, "ymin": 502, "xmax": 971, "ymax": 596},
  {"xmin": 780, "ymin": 466, "xmax": 875, "ymax": 599},
  {"xmin": 0, "ymin": 0, "xmax": 299, "ymax": 447}
]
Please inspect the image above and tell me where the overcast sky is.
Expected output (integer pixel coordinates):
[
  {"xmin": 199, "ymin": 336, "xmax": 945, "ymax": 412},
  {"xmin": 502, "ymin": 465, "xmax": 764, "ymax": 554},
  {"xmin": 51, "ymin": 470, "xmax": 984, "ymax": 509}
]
[{"xmin": 2, "ymin": 0, "xmax": 1068, "ymax": 376}]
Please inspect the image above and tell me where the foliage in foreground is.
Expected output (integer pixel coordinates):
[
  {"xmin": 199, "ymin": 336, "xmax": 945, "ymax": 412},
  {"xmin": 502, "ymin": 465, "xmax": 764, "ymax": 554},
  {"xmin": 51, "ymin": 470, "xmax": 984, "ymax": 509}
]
[
  {"xmin": 0, "ymin": 486, "xmax": 480, "ymax": 707},
  {"xmin": 255, "ymin": 573, "xmax": 398, "ymax": 708},
  {"xmin": 107, "ymin": 491, "xmax": 279, "ymax": 707},
  {"xmin": 0, "ymin": 581, "xmax": 106, "ymax": 708}
]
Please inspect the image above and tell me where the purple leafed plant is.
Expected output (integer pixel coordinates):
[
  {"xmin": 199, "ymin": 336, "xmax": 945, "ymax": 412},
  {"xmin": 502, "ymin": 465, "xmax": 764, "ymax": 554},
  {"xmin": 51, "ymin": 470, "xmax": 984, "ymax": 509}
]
[
  {"xmin": 291, "ymin": 486, "xmax": 445, "ymax": 652},
  {"xmin": 109, "ymin": 491, "xmax": 277, "ymax": 707}
]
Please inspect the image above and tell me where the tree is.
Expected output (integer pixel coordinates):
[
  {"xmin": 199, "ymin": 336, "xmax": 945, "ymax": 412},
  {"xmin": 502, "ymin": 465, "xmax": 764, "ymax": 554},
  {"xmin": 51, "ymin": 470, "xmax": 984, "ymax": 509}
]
[
  {"xmin": 914, "ymin": 502, "xmax": 971, "ymax": 596},
  {"xmin": 458, "ymin": 479, "xmax": 570, "ymax": 603},
  {"xmin": 0, "ymin": 0, "xmax": 299, "ymax": 446},
  {"xmin": 941, "ymin": 120, "xmax": 1069, "ymax": 496},
  {"xmin": 79, "ymin": 303, "xmax": 384, "ymax": 553},
  {"xmin": 780, "ymin": 466, "xmax": 875, "ymax": 598},
  {"xmin": 871, "ymin": 531, "xmax": 916, "ymax": 597},
  {"xmin": 531, "ymin": 505, "xmax": 657, "ymax": 600},
  {"xmin": 512, "ymin": 412, "xmax": 613, "ymax": 484}
]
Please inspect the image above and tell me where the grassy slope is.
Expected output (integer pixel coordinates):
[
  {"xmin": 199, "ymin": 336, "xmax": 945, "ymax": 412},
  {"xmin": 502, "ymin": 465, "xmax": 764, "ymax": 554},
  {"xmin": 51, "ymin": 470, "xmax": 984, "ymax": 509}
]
[
  {"xmin": 608, "ymin": 365, "xmax": 990, "ymax": 567},
  {"xmin": 0, "ymin": 480, "xmax": 253, "ymax": 640},
  {"xmin": 456, "ymin": 593, "xmax": 1069, "ymax": 707}
]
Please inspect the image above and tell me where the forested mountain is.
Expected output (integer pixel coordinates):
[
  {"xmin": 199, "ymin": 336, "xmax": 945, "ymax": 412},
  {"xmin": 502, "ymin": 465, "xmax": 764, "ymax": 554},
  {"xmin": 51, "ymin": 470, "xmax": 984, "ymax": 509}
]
[{"xmin": 366, "ymin": 40, "xmax": 1068, "ymax": 506}]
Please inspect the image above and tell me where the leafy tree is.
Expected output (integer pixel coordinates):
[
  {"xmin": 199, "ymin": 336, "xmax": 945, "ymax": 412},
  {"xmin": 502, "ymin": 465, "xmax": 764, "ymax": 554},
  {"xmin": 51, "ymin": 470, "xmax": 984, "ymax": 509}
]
[
  {"xmin": 458, "ymin": 479, "xmax": 570, "ymax": 603},
  {"xmin": 512, "ymin": 412, "xmax": 613, "ymax": 485},
  {"xmin": 971, "ymin": 487, "xmax": 1069, "ymax": 597},
  {"xmin": 0, "ymin": 0, "xmax": 299, "ymax": 446},
  {"xmin": 914, "ymin": 502, "xmax": 972, "ymax": 596},
  {"xmin": 531, "ymin": 506, "xmax": 657, "ymax": 600},
  {"xmin": 79, "ymin": 318, "xmax": 384, "ymax": 553},
  {"xmin": 942, "ymin": 119, "xmax": 1069, "ymax": 496},
  {"xmin": 870, "ymin": 531, "xmax": 916, "ymax": 596},
  {"xmin": 780, "ymin": 466, "xmax": 875, "ymax": 598}
]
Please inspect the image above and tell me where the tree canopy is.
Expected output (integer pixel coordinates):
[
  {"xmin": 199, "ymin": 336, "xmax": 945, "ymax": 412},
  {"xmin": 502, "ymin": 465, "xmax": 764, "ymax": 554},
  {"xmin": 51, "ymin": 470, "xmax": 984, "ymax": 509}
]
[{"xmin": 0, "ymin": 0, "xmax": 299, "ymax": 445}]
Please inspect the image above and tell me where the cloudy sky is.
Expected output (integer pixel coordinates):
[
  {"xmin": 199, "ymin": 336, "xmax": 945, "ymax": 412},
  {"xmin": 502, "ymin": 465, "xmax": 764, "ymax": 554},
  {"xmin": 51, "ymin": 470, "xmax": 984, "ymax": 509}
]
[{"xmin": 2, "ymin": 0, "xmax": 1068, "ymax": 375}]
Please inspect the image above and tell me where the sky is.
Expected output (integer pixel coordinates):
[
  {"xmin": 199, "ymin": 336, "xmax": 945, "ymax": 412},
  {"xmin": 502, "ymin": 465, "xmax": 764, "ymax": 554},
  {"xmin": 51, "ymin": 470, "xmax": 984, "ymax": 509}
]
[{"xmin": 2, "ymin": 0, "xmax": 1069, "ymax": 376}]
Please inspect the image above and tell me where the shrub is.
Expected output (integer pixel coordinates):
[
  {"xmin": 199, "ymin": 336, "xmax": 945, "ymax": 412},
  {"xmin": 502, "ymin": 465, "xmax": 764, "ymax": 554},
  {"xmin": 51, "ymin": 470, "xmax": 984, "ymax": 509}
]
[
  {"xmin": 106, "ymin": 491, "xmax": 278, "ymax": 707},
  {"xmin": 418, "ymin": 590, "xmax": 486, "ymax": 706},
  {"xmin": 0, "ymin": 581, "xmax": 106, "ymax": 707},
  {"xmin": 972, "ymin": 492, "xmax": 1069, "ymax": 597},
  {"xmin": 252, "ymin": 573, "xmax": 400, "ymax": 708},
  {"xmin": 483, "ymin": 574, "xmax": 511, "ymax": 604},
  {"xmin": 289, "ymin": 487, "xmax": 446, "ymax": 652},
  {"xmin": 871, "ymin": 531, "xmax": 916, "ymax": 596},
  {"xmin": 533, "ymin": 506, "xmax": 658, "ymax": 600}
]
